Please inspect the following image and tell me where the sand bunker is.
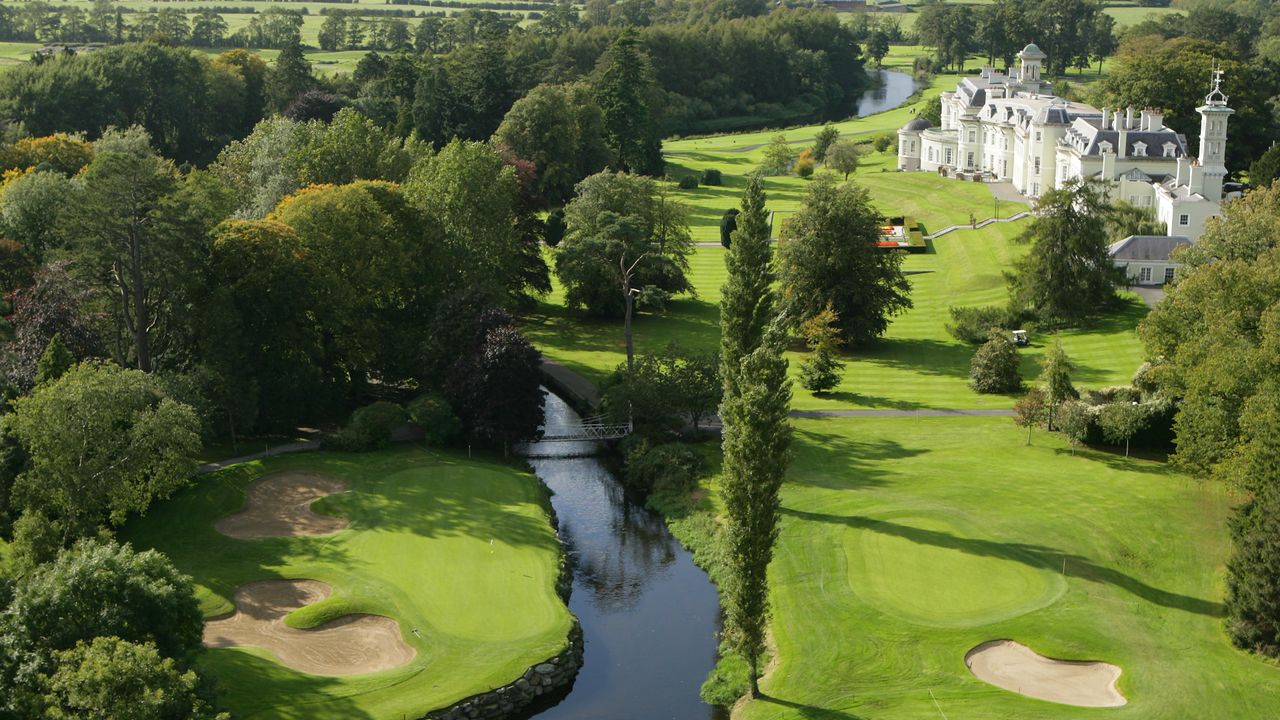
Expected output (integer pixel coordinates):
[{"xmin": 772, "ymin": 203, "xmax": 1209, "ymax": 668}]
[
  {"xmin": 204, "ymin": 580, "xmax": 415, "ymax": 676},
  {"xmin": 216, "ymin": 472, "xmax": 348, "ymax": 539},
  {"xmin": 965, "ymin": 640, "xmax": 1126, "ymax": 708}
]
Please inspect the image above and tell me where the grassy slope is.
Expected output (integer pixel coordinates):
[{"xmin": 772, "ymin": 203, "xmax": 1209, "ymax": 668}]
[
  {"xmin": 730, "ymin": 416, "xmax": 1280, "ymax": 719},
  {"xmin": 122, "ymin": 447, "xmax": 573, "ymax": 720}
]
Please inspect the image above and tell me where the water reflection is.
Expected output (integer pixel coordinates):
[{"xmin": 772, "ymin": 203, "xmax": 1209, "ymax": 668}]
[
  {"xmin": 522, "ymin": 392, "xmax": 722, "ymax": 720},
  {"xmin": 856, "ymin": 68, "xmax": 921, "ymax": 118}
]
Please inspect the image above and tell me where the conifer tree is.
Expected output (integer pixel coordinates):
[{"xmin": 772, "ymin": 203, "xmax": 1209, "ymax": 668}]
[
  {"xmin": 34, "ymin": 333, "xmax": 74, "ymax": 387},
  {"xmin": 1038, "ymin": 340, "xmax": 1077, "ymax": 429},
  {"xmin": 718, "ymin": 175, "xmax": 792, "ymax": 698},
  {"xmin": 595, "ymin": 29, "xmax": 662, "ymax": 175},
  {"xmin": 799, "ymin": 304, "xmax": 845, "ymax": 395},
  {"xmin": 1227, "ymin": 476, "xmax": 1280, "ymax": 657}
]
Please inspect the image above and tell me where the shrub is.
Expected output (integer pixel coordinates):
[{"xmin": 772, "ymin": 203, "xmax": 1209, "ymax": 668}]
[
  {"xmin": 700, "ymin": 646, "xmax": 751, "ymax": 706},
  {"xmin": 1056, "ymin": 400, "xmax": 1094, "ymax": 452},
  {"xmin": 677, "ymin": 175, "xmax": 699, "ymax": 190},
  {"xmin": 701, "ymin": 168, "xmax": 722, "ymax": 186},
  {"xmin": 947, "ymin": 305, "xmax": 1013, "ymax": 344},
  {"xmin": 719, "ymin": 208, "xmax": 739, "ymax": 248},
  {"xmin": 969, "ymin": 332, "xmax": 1022, "ymax": 393},
  {"xmin": 625, "ymin": 442, "xmax": 705, "ymax": 496},
  {"xmin": 327, "ymin": 401, "xmax": 406, "ymax": 451},
  {"xmin": 795, "ymin": 149, "xmax": 815, "ymax": 178},
  {"xmin": 405, "ymin": 393, "xmax": 461, "ymax": 446},
  {"xmin": 872, "ymin": 133, "xmax": 895, "ymax": 153}
]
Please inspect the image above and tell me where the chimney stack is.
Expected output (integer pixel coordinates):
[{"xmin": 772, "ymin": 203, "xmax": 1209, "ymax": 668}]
[
  {"xmin": 1101, "ymin": 108, "xmax": 1111, "ymax": 128},
  {"xmin": 1125, "ymin": 106, "xmax": 1136, "ymax": 130}
]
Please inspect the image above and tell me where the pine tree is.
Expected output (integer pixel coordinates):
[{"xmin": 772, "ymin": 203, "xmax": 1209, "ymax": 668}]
[
  {"xmin": 267, "ymin": 41, "xmax": 315, "ymax": 112},
  {"xmin": 595, "ymin": 29, "xmax": 661, "ymax": 174},
  {"xmin": 718, "ymin": 176, "xmax": 792, "ymax": 698},
  {"xmin": 34, "ymin": 333, "xmax": 74, "ymax": 387}
]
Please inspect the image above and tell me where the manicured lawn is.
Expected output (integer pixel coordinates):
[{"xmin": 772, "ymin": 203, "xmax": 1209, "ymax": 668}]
[
  {"xmin": 0, "ymin": 41, "xmax": 37, "ymax": 72},
  {"xmin": 694, "ymin": 416, "xmax": 1280, "ymax": 718},
  {"xmin": 528, "ymin": 214, "xmax": 1148, "ymax": 410},
  {"xmin": 122, "ymin": 447, "xmax": 573, "ymax": 720}
]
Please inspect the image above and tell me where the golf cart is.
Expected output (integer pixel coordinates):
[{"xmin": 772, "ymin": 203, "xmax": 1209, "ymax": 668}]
[{"xmin": 1012, "ymin": 330, "xmax": 1029, "ymax": 347}]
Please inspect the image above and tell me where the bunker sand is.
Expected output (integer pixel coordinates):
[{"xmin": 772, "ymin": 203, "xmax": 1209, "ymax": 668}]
[
  {"xmin": 965, "ymin": 640, "xmax": 1126, "ymax": 708},
  {"xmin": 204, "ymin": 579, "xmax": 416, "ymax": 676},
  {"xmin": 215, "ymin": 471, "xmax": 348, "ymax": 539}
]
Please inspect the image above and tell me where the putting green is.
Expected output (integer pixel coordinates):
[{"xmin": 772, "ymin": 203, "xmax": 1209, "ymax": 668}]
[
  {"xmin": 123, "ymin": 448, "xmax": 574, "ymax": 720},
  {"xmin": 844, "ymin": 512, "xmax": 1066, "ymax": 628}
]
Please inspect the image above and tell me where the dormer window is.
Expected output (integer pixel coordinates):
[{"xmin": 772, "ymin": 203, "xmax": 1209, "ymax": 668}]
[
  {"xmin": 1099, "ymin": 141, "xmax": 1113, "ymax": 154},
  {"xmin": 1163, "ymin": 142, "xmax": 1176, "ymax": 158},
  {"xmin": 1133, "ymin": 142, "xmax": 1147, "ymax": 157}
]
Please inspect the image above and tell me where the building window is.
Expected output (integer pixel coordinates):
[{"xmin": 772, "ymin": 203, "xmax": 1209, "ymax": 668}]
[
  {"xmin": 1139, "ymin": 267, "xmax": 1153, "ymax": 283},
  {"xmin": 967, "ymin": 151, "xmax": 974, "ymax": 167},
  {"xmin": 928, "ymin": 147, "xmax": 935, "ymax": 161},
  {"xmin": 1034, "ymin": 157, "xmax": 1041, "ymax": 174},
  {"xmin": 1133, "ymin": 142, "xmax": 1147, "ymax": 157},
  {"xmin": 1179, "ymin": 213, "xmax": 1190, "ymax": 226},
  {"xmin": 1033, "ymin": 182, "xmax": 1040, "ymax": 195},
  {"xmin": 1163, "ymin": 143, "xmax": 1176, "ymax": 158},
  {"xmin": 1164, "ymin": 267, "xmax": 1176, "ymax": 283},
  {"xmin": 946, "ymin": 149, "xmax": 953, "ymax": 165},
  {"xmin": 968, "ymin": 130, "xmax": 976, "ymax": 143},
  {"xmin": 1142, "ymin": 196, "xmax": 1152, "ymax": 207}
]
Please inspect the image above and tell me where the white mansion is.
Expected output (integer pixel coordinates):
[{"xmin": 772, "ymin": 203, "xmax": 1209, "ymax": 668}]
[{"xmin": 897, "ymin": 43, "xmax": 1237, "ymax": 240}]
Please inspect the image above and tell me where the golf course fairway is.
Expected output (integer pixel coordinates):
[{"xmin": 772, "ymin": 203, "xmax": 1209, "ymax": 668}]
[{"xmin": 123, "ymin": 447, "xmax": 574, "ymax": 720}]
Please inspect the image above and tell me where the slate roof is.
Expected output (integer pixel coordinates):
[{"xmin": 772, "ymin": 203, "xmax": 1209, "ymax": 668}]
[
  {"xmin": 1061, "ymin": 117, "xmax": 1188, "ymax": 157},
  {"xmin": 1108, "ymin": 235, "xmax": 1191, "ymax": 262},
  {"xmin": 901, "ymin": 117, "xmax": 933, "ymax": 131}
]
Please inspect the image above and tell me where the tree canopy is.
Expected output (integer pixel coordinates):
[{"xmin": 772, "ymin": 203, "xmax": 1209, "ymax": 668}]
[{"xmin": 777, "ymin": 177, "xmax": 912, "ymax": 347}]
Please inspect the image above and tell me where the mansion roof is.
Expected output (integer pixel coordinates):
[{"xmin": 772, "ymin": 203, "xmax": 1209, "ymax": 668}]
[
  {"xmin": 1061, "ymin": 117, "xmax": 1189, "ymax": 158},
  {"xmin": 1109, "ymin": 235, "xmax": 1191, "ymax": 262}
]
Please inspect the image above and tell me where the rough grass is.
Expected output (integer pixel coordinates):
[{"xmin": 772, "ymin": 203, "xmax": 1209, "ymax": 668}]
[
  {"xmin": 686, "ymin": 416, "xmax": 1280, "ymax": 719},
  {"xmin": 122, "ymin": 447, "xmax": 573, "ymax": 720}
]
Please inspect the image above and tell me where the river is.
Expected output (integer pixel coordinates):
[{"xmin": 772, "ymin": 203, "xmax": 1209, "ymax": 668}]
[
  {"xmin": 856, "ymin": 68, "xmax": 920, "ymax": 117},
  {"xmin": 520, "ymin": 392, "xmax": 724, "ymax": 720}
]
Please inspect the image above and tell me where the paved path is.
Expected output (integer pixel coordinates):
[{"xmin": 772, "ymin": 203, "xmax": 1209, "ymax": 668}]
[
  {"xmin": 1131, "ymin": 286, "xmax": 1167, "ymax": 309},
  {"xmin": 987, "ymin": 180, "xmax": 1035, "ymax": 207},
  {"xmin": 924, "ymin": 211, "xmax": 1033, "ymax": 240},
  {"xmin": 541, "ymin": 359, "xmax": 601, "ymax": 410},
  {"xmin": 197, "ymin": 440, "xmax": 321, "ymax": 475}
]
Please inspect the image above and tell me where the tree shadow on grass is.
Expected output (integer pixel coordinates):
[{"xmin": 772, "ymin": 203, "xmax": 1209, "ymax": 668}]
[
  {"xmin": 814, "ymin": 391, "xmax": 929, "ymax": 411},
  {"xmin": 1051, "ymin": 445, "xmax": 1175, "ymax": 476},
  {"xmin": 781, "ymin": 508, "xmax": 1225, "ymax": 617},
  {"xmin": 523, "ymin": 299, "xmax": 720, "ymax": 366},
  {"xmin": 200, "ymin": 648, "xmax": 381, "ymax": 720},
  {"xmin": 852, "ymin": 337, "xmax": 976, "ymax": 379},
  {"xmin": 756, "ymin": 694, "xmax": 866, "ymax": 719},
  {"xmin": 789, "ymin": 426, "xmax": 927, "ymax": 490}
]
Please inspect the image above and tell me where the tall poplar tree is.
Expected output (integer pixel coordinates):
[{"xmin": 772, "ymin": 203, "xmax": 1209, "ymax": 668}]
[{"xmin": 718, "ymin": 175, "xmax": 792, "ymax": 697}]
